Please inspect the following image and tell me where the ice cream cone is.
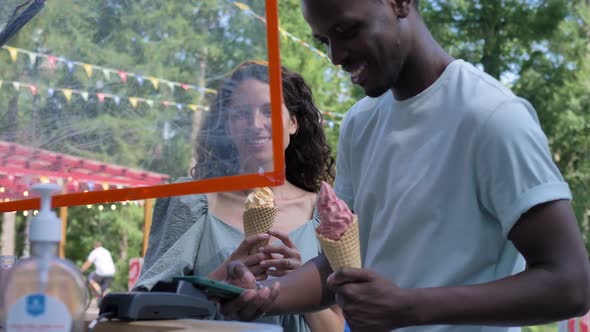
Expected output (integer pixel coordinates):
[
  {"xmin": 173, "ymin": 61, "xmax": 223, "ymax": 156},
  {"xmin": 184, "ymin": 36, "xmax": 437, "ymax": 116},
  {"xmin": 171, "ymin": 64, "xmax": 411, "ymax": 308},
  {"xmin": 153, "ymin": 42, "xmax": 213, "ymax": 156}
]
[
  {"xmin": 243, "ymin": 206, "xmax": 278, "ymax": 254},
  {"xmin": 317, "ymin": 216, "xmax": 361, "ymax": 270}
]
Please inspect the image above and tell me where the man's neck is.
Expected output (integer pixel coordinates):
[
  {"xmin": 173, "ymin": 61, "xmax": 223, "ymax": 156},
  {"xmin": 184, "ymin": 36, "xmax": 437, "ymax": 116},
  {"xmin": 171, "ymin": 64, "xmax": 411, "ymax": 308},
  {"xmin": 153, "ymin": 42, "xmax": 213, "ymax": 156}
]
[{"xmin": 391, "ymin": 21, "xmax": 454, "ymax": 101}]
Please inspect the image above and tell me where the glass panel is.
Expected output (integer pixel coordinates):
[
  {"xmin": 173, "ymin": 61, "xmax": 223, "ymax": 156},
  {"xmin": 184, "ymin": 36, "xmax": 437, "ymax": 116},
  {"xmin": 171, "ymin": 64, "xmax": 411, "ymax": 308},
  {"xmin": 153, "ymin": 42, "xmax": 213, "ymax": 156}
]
[{"xmin": 0, "ymin": 0, "xmax": 280, "ymax": 204}]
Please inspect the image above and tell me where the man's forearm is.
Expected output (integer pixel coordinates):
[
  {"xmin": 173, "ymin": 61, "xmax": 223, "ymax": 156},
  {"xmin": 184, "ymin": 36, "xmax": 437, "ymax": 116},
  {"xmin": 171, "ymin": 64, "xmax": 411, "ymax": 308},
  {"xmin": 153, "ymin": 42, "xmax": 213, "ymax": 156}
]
[
  {"xmin": 264, "ymin": 254, "xmax": 335, "ymax": 315},
  {"xmin": 408, "ymin": 266, "xmax": 590, "ymax": 328}
]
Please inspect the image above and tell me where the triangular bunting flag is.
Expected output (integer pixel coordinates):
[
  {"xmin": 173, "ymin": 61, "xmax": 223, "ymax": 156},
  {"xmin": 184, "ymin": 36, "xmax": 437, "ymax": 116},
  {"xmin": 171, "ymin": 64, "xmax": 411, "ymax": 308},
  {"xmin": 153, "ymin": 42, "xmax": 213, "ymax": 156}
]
[
  {"xmin": 102, "ymin": 69, "xmax": 111, "ymax": 80},
  {"xmin": 83, "ymin": 64, "xmax": 93, "ymax": 78},
  {"xmin": 6, "ymin": 47, "xmax": 18, "ymax": 62},
  {"xmin": 46, "ymin": 55, "xmax": 57, "ymax": 69},
  {"xmin": 187, "ymin": 104, "xmax": 198, "ymax": 112},
  {"xmin": 12, "ymin": 82, "xmax": 20, "ymax": 91},
  {"xmin": 62, "ymin": 89, "xmax": 73, "ymax": 102},
  {"xmin": 129, "ymin": 97, "xmax": 138, "ymax": 108},
  {"xmin": 145, "ymin": 100, "xmax": 154, "ymax": 107},
  {"xmin": 27, "ymin": 52, "xmax": 37, "ymax": 65},
  {"xmin": 29, "ymin": 85, "xmax": 38, "ymax": 96},
  {"xmin": 167, "ymin": 82, "xmax": 175, "ymax": 92},
  {"xmin": 114, "ymin": 96, "xmax": 121, "ymax": 105},
  {"xmin": 162, "ymin": 101, "xmax": 172, "ymax": 107},
  {"xmin": 181, "ymin": 84, "xmax": 190, "ymax": 91},
  {"xmin": 67, "ymin": 61, "xmax": 75, "ymax": 73},
  {"xmin": 149, "ymin": 77, "xmax": 159, "ymax": 90},
  {"xmin": 233, "ymin": 2, "xmax": 250, "ymax": 11},
  {"xmin": 81, "ymin": 92, "xmax": 89, "ymax": 101},
  {"xmin": 96, "ymin": 93, "xmax": 105, "ymax": 103},
  {"xmin": 136, "ymin": 75, "xmax": 144, "ymax": 86},
  {"xmin": 0, "ymin": 80, "xmax": 3, "ymax": 89},
  {"xmin": 176, "ymin": 103, "xmax": 183, "ymax": 110},
  {"xmin": 47, "ymin": 88, "xmax": 54, "ymax": 97},
  {"xmin": 118, "ymin": 71, "xmax": 128, "ymax": 83}
]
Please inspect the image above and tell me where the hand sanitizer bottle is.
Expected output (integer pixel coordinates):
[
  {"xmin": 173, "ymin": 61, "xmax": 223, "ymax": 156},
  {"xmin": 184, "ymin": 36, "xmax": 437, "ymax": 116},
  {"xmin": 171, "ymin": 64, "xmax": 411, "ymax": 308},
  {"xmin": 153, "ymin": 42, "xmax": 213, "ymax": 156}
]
[{"xmin": 1, "ymin": 184, "xmax": 87, "ymax": 332}]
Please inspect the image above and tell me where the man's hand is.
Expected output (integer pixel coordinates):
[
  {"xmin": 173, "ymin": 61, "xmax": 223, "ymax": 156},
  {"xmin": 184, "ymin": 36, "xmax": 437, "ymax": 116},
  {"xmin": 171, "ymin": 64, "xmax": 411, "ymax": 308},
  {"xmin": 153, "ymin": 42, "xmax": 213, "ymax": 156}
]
[
  {"xmin": 221, "ymin": 261, "xmax": 280, "ymax": 321},
  {"xmin": 328, "ymin": 268, "xmax": 413, "ymax": 331}
]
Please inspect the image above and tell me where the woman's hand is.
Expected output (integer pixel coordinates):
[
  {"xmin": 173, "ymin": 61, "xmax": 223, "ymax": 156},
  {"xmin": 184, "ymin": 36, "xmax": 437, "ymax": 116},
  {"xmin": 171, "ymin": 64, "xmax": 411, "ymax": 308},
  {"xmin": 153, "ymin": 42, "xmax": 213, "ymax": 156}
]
[
  {"xmin": 209, "ymin": 233, "xmax": 273, "ymax": 281},
  {"xmin": 259, "ymin": 229, "xmax": 302, "ymax": 277}
]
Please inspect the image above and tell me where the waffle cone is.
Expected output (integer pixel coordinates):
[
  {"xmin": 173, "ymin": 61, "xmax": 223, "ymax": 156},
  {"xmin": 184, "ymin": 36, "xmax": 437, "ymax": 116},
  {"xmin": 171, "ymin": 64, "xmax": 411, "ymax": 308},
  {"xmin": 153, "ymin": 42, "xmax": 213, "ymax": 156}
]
[
  {"xmin": 317, "ymin": 217, "xmax": 361, "ymax": 270},
  {"xmin": 243, "ymin": 206, "xmax": 277, "ymax": 254}
]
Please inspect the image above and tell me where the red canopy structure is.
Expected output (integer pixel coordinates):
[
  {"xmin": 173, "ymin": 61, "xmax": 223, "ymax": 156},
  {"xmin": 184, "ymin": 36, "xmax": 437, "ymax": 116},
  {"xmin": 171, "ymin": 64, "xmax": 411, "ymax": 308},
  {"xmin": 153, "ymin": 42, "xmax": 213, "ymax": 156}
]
[
  {"xmin": 0, "ymin": 140, "xmax": 169, "ymax": 257},
  {"xmin": 0, "ymin": 140, "xmax": 169, "ymax": 201}
]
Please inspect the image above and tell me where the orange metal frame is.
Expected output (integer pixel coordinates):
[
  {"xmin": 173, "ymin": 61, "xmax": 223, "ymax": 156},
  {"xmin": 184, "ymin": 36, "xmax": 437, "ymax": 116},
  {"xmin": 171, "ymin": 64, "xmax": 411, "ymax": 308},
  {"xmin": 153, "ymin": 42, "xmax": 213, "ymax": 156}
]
[{"xmin": 0, "ymin": 0, "xmax": 284, "ymax": 213}]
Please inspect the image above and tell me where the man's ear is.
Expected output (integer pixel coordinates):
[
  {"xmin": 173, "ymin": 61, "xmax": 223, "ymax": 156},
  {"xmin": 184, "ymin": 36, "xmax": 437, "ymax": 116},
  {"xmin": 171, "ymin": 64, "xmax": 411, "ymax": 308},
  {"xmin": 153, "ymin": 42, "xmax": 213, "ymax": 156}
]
[{"xmin": 388, "ymin": 0, "xmax": 412, "ymax": 18}]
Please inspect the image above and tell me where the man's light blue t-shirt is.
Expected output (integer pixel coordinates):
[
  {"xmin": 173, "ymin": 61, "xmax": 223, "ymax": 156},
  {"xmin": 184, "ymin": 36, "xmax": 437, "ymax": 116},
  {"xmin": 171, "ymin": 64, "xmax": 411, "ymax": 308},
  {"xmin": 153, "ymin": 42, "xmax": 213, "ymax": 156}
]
[{"xmin": 334, "ymin": 60, "xmax": 571, "ymax": 332}]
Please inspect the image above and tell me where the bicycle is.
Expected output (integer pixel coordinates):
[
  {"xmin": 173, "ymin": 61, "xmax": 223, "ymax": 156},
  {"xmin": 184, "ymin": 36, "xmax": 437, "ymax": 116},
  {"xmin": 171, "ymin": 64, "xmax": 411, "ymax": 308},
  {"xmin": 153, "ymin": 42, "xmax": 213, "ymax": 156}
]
[{"xmin": 84, "ymin": 272, "xmax": 112, "ymax": 311}]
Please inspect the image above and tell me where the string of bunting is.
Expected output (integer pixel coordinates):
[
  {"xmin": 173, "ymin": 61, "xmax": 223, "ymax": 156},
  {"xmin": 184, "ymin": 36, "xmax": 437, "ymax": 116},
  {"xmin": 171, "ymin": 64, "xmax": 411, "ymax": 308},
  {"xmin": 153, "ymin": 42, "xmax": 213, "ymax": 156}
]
[
  {"xmin": 0, "ymin": 78, "xmax": 345, "ymax": 126},
  {"xmin": 230, "ymin": 0, "xmax": 330, "ymax": 61},
  {"xmin": 1, "ymin": 45, "xmax": 217, "ymax": 95},
  {"xmin": 1, "ymin": 22, "xmax": 344, "ymax": 123},
  {"xmin": 0, "ymin": 78, "xmax": 209, "ymax": 112}
]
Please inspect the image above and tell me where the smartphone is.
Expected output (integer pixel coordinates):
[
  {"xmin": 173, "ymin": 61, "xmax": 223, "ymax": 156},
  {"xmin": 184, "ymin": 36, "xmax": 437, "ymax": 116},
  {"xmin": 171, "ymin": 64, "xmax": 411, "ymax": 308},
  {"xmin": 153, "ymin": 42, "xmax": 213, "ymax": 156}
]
[{"xmin": 174, "ymin": 276, "xmax": 245, "ymax": 300}]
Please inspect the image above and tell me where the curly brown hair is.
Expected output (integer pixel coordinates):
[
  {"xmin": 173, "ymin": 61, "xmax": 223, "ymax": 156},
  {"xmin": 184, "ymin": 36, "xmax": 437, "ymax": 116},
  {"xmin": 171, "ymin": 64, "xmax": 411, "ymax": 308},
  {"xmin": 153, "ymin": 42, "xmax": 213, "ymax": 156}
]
[{"xmin": 190, "ymin": 60, "xmax": 334, "ymax": 193}]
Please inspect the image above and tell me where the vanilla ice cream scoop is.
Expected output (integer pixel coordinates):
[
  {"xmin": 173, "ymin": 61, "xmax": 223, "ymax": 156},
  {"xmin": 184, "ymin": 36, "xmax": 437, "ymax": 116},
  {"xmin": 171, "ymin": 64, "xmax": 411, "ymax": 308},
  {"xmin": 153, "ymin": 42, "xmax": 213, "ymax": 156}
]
[{"xmin": 245, "ymin": 187, "xmax": 275, "ymax": 209}]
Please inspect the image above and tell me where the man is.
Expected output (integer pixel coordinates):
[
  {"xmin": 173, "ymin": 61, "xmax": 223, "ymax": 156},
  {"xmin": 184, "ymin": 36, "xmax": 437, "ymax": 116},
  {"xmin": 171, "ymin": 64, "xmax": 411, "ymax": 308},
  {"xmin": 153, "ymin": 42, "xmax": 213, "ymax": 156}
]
[
  {"xmin": 221, "ymin": 1, "xmax": 590, "ymax": 331},
  {"xmin": 81, "ymin": 241, "xmax": 116, "ymax": 299}
]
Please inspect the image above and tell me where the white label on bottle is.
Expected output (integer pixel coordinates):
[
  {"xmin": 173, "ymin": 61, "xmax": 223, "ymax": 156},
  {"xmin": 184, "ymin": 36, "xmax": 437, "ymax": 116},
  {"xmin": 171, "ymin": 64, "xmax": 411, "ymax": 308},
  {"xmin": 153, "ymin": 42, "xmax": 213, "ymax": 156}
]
[{"xmin": 6, "ymin": 293, "xmax": 72, "ymax": 332}]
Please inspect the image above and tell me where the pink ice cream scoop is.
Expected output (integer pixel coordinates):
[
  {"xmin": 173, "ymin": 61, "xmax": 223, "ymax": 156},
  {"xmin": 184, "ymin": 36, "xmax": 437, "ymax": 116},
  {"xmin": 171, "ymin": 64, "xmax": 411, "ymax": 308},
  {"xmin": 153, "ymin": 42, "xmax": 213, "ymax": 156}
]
[{"xmin": 317, "ymin": 181, "xmax": 355, "ymax": 240}]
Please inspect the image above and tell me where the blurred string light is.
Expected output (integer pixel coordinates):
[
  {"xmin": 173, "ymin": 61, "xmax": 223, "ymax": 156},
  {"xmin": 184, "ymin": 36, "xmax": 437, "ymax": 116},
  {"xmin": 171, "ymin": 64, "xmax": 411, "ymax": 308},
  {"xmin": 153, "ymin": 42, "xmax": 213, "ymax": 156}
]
[{"xmin": 15, "ymin": 200, "xmax": 145, "ymax": 216}]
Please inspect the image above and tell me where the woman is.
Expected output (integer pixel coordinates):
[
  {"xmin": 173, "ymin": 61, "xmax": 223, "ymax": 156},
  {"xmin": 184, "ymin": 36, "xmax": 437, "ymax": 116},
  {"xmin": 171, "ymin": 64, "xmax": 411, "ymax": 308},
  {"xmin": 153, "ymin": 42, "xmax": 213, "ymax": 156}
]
[{"xmin": 137, "ymin": 60, "xmax": 344, "ymax": 332}]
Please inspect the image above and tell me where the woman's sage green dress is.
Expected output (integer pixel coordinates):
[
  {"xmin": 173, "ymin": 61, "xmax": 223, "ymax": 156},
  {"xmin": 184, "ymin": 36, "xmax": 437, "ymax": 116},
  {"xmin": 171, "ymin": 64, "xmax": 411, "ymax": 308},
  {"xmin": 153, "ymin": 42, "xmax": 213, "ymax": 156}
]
[{"xmin": 136, "ymin": 190, "xmax": 322, "ymax": 332}]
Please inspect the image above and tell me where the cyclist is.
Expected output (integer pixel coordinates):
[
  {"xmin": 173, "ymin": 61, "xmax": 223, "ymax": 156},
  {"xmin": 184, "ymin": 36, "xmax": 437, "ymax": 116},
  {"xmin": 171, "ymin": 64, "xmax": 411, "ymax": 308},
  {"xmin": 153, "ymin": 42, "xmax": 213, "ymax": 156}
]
[{"xmin": 81, "ymin": 241, "xmax": 115, "ymax": 304}]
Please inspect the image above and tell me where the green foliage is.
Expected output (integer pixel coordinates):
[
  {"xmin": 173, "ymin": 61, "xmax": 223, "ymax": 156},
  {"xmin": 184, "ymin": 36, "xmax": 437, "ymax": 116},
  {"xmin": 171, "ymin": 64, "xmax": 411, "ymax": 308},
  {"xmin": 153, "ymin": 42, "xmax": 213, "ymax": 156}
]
[
  {"xmin": 422, "ymin": 0, "xmax": 568, "ymax": 78},
  {"xmin": 66, "ymin": 204, "xmax": 145, "ymax": 292},
  {"xmin": 522, "ymin": 324, "xmax": 558, "ymax": 332}
]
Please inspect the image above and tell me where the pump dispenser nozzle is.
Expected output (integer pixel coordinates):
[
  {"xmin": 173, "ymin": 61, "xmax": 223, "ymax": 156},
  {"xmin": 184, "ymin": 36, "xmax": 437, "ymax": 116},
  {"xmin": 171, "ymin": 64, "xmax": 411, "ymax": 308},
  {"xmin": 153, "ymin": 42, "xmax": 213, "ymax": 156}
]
[
  {"xmin": 34, "ymin": 183, "xmax": 60, "ymax": 215},
  {"xmin": 29, "ymin": 183, "xmax": 62, "ymax": 292},
  {"xmin": 29, "ymin": 183, "xmax": 62, "ymax": 243}
]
